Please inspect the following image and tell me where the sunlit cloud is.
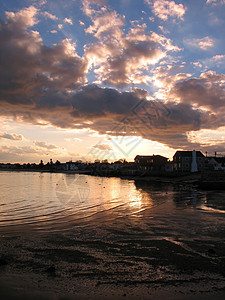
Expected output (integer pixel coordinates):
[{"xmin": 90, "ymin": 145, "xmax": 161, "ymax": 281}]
[
  {"xmin": 84, "ymin": 6, "xmax": 180, "ymax": 88},
  {"xmin": 92, "ymin": 143, "xmax": 112, "ymax": 151},
  {"xmin": 184, "ymin": 36, "xmax": 214, "ymax": 50},
  {"xmin": 5, "ymin": 6, "xmax": 39, "ymax": 28},
  {"xmin": 145, "ymin": 0, "xmax": 186, "ymax": 21},
  {"xmin": 42, "ymin": 11, "xmax": 58, "ymax": 20},
  {"xmin": 79, "ymin": 20, "xmax": 85, "ymax": 26},
  {"xmin": 206, "ymin": 0, "xmax": 225, "ymax": 5},
  {"xmin": 1, "ymin": 145, "xmax": 39, "ymax": 155},
  {"xmin": 202, "ymin": 54, "xmax": 225, "ymax": 69},
  {"xmin": 64, "ymin": 17, "xmax": 73, "ymax": 25},
  {"xmin": 187, "ymin": 127, "xmax": 225, "ymax": 154}
]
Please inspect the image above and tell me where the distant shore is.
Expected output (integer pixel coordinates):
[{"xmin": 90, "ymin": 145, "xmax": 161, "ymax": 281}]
[
  {"xmin": 0, "ymin": 167, "xmax": 202, "ymax": 186},
  {"xmin": 1, "ymin": 168, "xmax": 225, "ymax": 190}
]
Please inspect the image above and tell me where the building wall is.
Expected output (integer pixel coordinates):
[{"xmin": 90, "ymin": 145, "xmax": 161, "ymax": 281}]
[{"xmin": 173, "ymin": 153, "xmax": 205, "ymax": 172}]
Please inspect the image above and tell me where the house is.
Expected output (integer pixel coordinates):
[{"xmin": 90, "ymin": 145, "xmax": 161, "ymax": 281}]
[
  {"xmin": 134, "ymin": 155, "xmax": 168, "ymax": 171},
  {"xmin": 120, "ymin": 162, "xmax": 138, "ymax": 176},
  {"xmin": 66, "ymin": 161, "xmax": 79, "ymax": 171},
  {"xmin": 165, "ymin": 161, "xmax": 174, "ymax": 172},
  {"xmin": 205, "ymin": 157, "xmax": 225, "ymax": 171},
  {"xmin": 173, "ymin": 150, "xmax": 205, "ymax": 172},
  {"xmin": 53, "ymin": 162, "xmax": 67, "ymax": 171}
]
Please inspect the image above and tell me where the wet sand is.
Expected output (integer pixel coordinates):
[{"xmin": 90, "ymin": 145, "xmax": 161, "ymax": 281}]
[{"xmin": 1, "ymin": 233, "xmax": 225, "ymax": 299}]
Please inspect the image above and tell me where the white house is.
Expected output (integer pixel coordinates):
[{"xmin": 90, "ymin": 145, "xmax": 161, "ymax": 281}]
[{"xmin": 66, "ymin": 161, "xmax": 79, "ymax": 171}]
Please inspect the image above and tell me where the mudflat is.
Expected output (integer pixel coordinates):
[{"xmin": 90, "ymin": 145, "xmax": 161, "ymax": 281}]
[{"xmin": 1, "ymin": 233, "xmax": 225, "ymax": 299}]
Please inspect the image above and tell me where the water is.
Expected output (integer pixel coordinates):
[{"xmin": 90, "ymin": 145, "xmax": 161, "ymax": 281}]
[
  {"xmin": 0, "ymin": 171, "xmax": 225, "ymax": 241},
  {"xmin": 1, "ymin": 171, "xmax": 225, "ymax": 297}
]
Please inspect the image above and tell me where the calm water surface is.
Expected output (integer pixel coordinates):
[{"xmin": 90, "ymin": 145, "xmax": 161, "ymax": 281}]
[{"xmin": 0, "ymin": 171, "xmax": 225, "ymax": 241}]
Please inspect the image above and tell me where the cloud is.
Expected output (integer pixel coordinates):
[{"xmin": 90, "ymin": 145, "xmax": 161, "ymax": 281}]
[
  {"xmin": 145, "ymin": 0, "xmax": 186, "ymax": 21},
  {"xmin": 150, "ymin": 64, "xmax": 192, "ymax": 98},
  {"xmin": 84, "ymin": 0, "xmax": 107, "ymax": 5},
  {"xmin": 84, "ymin": 6, "xmax": 180, "ymax": 87},
  {"xmin": 187, "ymin": 127, "xmax": 225, "ymax": 154},
  {"xmin": 42, "ymin": 11, "xmax": 58, "ymax": 20},
  {"xmin": 85, "ymin": 10, "xmax": 124, "ymax": 40},
  {"xmin": 34, "ymin": 141, "xmax": 58, "ymax": 150},
  {"xmin": 1, "ymin": 145, "xmax": 39, "ymax": 155},
  {"xmin": 192, "ymin": 62, "xmax": 203, "ymax": 68},
  {"xmin": 0, "ymin": 132, "xmax": 23, "ymax": 141},
  {"xmin": 171, "ymin": 71, "xmax": 225, "ymax": 112},
  {"xmin": 0, "ymin": 144, "xmax": 49, "ymax": 163},
  {"xmin": 211, "ymin": 54, "xmax": 225, "ymax": 62},
  {"xmin": 203, "ymin": 54, "xmax": 225, "ymax": 69},
  {"xmin": 5, "ymin": 6, "xmax": 39, "ymax": 28},
  {"xmin": 64, "ymin": 17, "xmax": 73, "ymax": 25},
  {"xmin": 1, "ymin": 4, "xmax": 225, "ymax": 154},
  {"xmin": 0, "ymin": 83, "xmax": 219, "ymax": 150},
  {"xmin": 92, "ymin": 143, "xmax": 112, "ymax": 150},
  {"xmin": 87, "ymin": 0, "xmax": 107, "ymax": 3},
  {"xmin": 65, "ymin": 137, "xmax": 83, "ymax": 142},
  {"xmin": 158, "ymin": 25, "xmax": 169, "ymax": 34},
  {"xmin": 38, "ymin": 0, "xmax": 47, "ymax": 6},
  {"xmin": 0, "ymin": 7, "xmax": 88, "ymax": 107},
  {"xmin": 206, "ymin": 0, "xmax": 225, "ymax": 5},
  {"xmin": 184, "ymin": 37, "xmax": 214, "ymax": 50},
  {"xmin": 79, "ymin": 20, "xmax": 85, "ymax": 26},
  {"xmin": 82, "ymin": 0, "xmax": 108, "ymax": 17},
  {"xmin": 0, "ymin": 144, "xmax": 74, "ymax": 163}
]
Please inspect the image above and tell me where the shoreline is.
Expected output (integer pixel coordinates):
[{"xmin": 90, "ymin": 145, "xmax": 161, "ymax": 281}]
[{"xmin": 1, "ymin": 168, "xmax": 225, "ymax": 190}]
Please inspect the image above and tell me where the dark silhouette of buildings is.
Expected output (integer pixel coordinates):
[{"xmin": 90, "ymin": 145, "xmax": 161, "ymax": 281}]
[
  {"xmin": 135, "ymin": 155, "xmax": 168, "ymax": 171},
  {"xmin": 173, "ymin": 151, "xmax": 205, "ymax": 172}
]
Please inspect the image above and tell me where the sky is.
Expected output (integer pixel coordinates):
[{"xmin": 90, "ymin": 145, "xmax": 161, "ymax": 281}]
[{"xmin": 0, "ymin": 0, "xmax": 225, "ymax": 163}]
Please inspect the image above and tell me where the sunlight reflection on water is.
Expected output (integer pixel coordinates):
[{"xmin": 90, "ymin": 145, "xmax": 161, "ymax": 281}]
[{"xmin": 0, "ymin": 171, "xmax": 225, "ymax": 241}]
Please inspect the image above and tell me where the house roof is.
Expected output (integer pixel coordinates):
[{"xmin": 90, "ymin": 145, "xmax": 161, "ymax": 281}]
[
  {"xmin": 173, "ymin": 151, "xmax": 205, "ymax": 158},
  {"xmin": 207, "ymin": 157, "xmax": 225, "ymax": 165}
]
